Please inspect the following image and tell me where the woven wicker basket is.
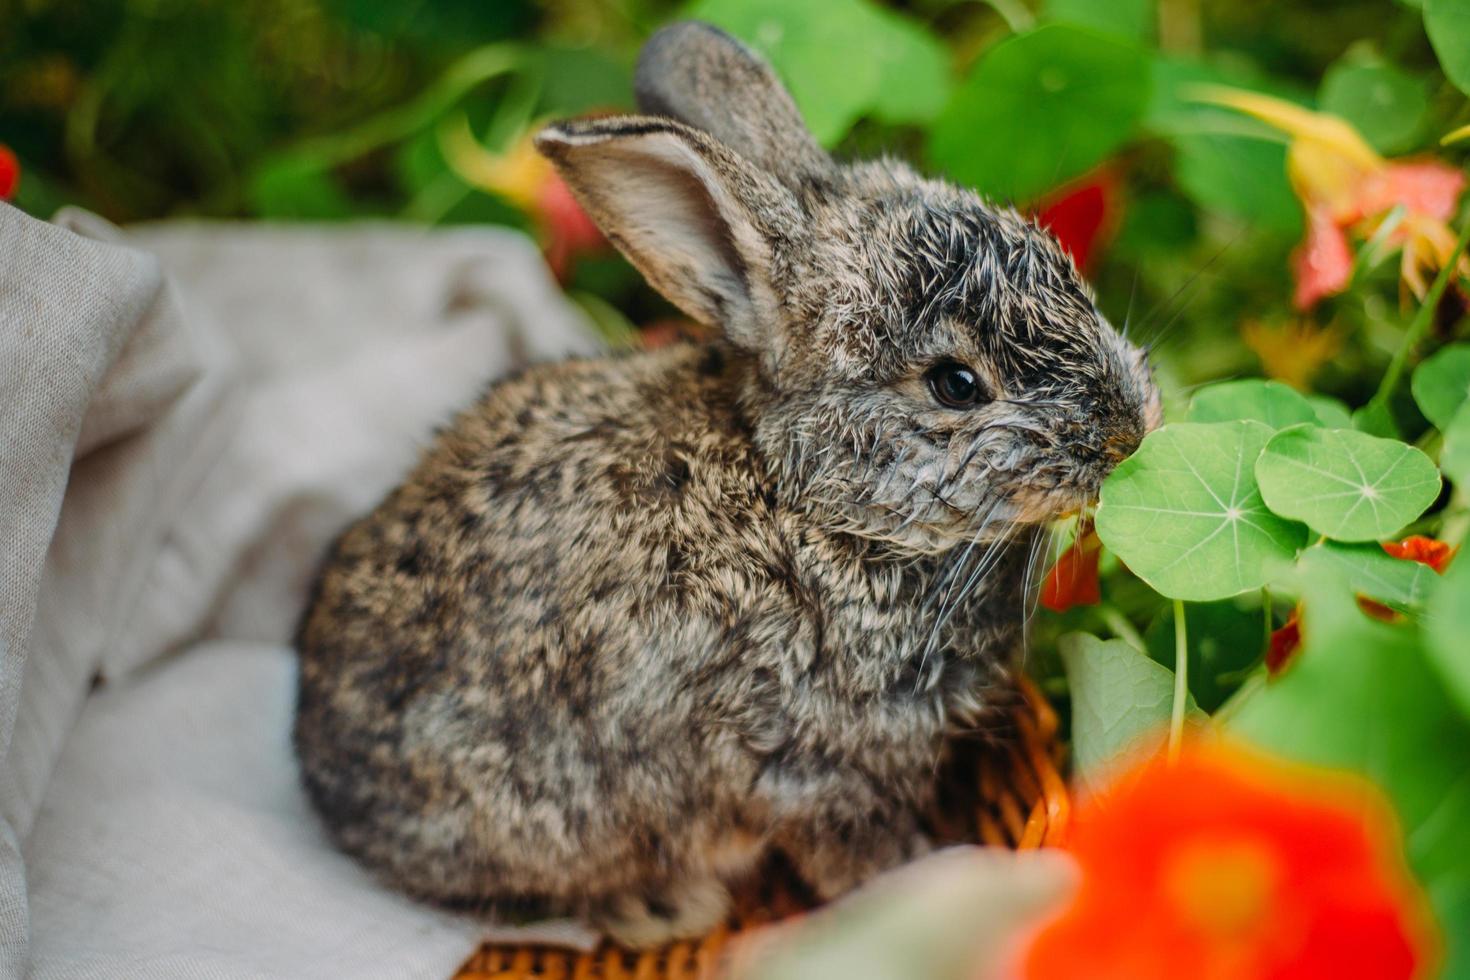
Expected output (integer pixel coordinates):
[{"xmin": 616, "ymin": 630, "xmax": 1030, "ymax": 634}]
[{"xmin": 455, "ymin": 679, "xmax": 1068, "ymax": 980}]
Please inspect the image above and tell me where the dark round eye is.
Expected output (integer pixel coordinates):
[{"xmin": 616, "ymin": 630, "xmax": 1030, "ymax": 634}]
[{"xmin": 925, "ymin": 361, "xmax": 985, "ymax": 409}]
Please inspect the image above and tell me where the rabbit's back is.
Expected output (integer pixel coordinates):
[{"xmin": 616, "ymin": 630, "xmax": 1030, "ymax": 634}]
[{"xmin": 294, "ymin": 341, "xmax": 805, "ymax": 906}]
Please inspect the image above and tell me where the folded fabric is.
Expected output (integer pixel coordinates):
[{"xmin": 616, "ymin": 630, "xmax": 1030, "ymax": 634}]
[{"xmin": 0, "ymin": 203, "xmax": 604, "ymax": 977}]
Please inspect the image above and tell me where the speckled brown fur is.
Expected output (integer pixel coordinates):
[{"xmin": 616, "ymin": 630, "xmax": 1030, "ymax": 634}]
[{"xmin": 294, "ymin": 22, "xmax": 1159, "ymax": 948}]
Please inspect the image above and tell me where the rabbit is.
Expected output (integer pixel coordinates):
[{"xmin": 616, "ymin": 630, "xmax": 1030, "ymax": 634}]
[{"xmin": 293, "ymin": 20, "xmax": 1161, "ymax": 949}]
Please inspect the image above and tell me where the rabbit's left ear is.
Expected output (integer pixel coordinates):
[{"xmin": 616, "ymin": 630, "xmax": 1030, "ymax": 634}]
[{"xmin": 536, "ymin": 116, "xmax": 796, "ymax": 348}]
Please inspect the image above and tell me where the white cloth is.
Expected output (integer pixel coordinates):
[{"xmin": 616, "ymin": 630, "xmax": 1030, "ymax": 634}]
[{"xmin": 0, "ymin": 204, "xmax": 606, "ymax": 978}]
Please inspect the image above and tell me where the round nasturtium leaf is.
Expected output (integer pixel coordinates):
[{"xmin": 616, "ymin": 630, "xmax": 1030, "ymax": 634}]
[
  {"xmin": 1187, "ymin": 379, "xmax": 1320, "ymax": 429},
  {"xmin": 1255, "ymin": 425, "xmax": 1442, "ymax": 542},
  {"xmin": 1307, "ymin": 394, "xmax": 1354, "ymax": 429},
  {"xmin": 928, "ymin": 24, "xmax": 1150, "ymax": 203},
  {"xmin": 1440, "ymin": 403, "xmax": 1470, "ymax": 488},
  {"xmin": 1411, "ymin": 343, "xmax": 1470, "ymax": 430},
  {"xmin": 1096, "ymin": 421, "xmax": 1308, "ymax": 601},
  {"xmin": 1425, "ymin": 0, "xmax": 1470, "ymax": 97},
  {"xmin": 1319, "ymin": 58, "xmax": 1429, "ymax": 154}
]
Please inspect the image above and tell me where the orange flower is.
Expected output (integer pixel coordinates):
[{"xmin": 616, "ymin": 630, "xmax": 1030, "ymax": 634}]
[
  {"xmin": 1198, "ymin": 88, "xmax": 1467, "ymax": 308},
  {"xmin": 441, "ymin": 118, "xmax": 604, "ymax": 281},
  {"xmin": 1040, "ymin": 522, "xmax": 1102, "ymax": 613},
  {"xmin": 1023, "ymin": 744, "xmax": 1437, "ymax": 980},
  {"xmin": 1381, "ymin": 535, "xmax": 1456, "ymax": 574},
  {"xmin": 0, "ymin": 144, "xmax": 19, "ymax": 201}
]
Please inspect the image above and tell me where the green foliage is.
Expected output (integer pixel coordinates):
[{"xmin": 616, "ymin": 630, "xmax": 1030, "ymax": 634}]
[
  {"xmin": 929, "ymin": 25, "xmax": 1150, "ymax": 203},
  {"xmin": 1307, "ymin": 541, "xmax": 1440, "ymax": 613},
  {"xmin": 1442, "ymin": 405, "xmax": 1470, "ymax": 487},
  {"xmin": 1228, "ymin": 563, "xmax": 1470, "ymax": 977},
  {"xmin": 1319, "ymin": 56, "xmax": 1430, "ymax": 154},
  {"xmin": 1425, "ymin": 0, "xmax": 1470, "ymax": 96},
  {"xmin": 1095, "ymin": 422, "xmax": 1308, "ymax": 601},
  {"xmin": 687, "ymin": 0, "xmax": 948, "ymax": 144},
  {"xmin": 1256, "ymin": 426, "xmax": 1441, "ymax": 542},
  {"xmin": 1186, "ymin": 379, "xmax": 1319, "ymax": 428},
  {"xmin": 1427, "ymin": 554, "xmax": 1470, "ymax": 717},
  {"xmin": 1059, "ymin": 632, "xmax": 1190, "ymax": 787},
  {"xmin": 1042, "ymin": 0, "xmax": 1154, "ymax": 40},
  {"xmin": 1412, "ymin": 343, "xmax": 1470, "ymax": 430},
  {"xmin": 1143, "ymin": 599, "xmax": 1265, "ymax": 712}
]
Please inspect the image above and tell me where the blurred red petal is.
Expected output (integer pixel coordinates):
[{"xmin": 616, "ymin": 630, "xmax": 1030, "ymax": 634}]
[
  {"xmin": 0, "ymin": 145, "xmax": 19, "ymax": 201},
  {"xmin": 1292, "ymin": 207, "xmax": 1354, "ymax": 309},
  {"xmin": 1357, "ymin": 161, "xmax": 1466, "ymax": 224},
  {"xmin": 1266, "ymin": 607, "xmax": 1302, "ymax": 675},
  {"xmin": 1023, "ymin": 744, "xmax": 1435, "ymax": 980},
  {"xmin": 1037, "ymin": 175, "xmax": 1115, "ymax": 271},
  {"xmin": 537, "ymin": 173, "xmax": 603, "ymax": 254},
  {"xmin": 1041, "ymin": 527, "xmax": 1102, "ymax": 612},
  {"xmin": 1381, "ymin": 535, "xmax": 1456, "ymax": 574}
]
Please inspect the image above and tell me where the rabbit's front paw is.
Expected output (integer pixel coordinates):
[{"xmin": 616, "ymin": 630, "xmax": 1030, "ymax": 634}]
[{"xmin": 592, "ymin": 876, "xmax": 732, "ymax": 949}]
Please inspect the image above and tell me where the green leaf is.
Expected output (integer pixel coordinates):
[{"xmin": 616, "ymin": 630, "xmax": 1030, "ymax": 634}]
[
  {"xmin": 1256, "ymin": 425, "xmax": 1441, "ymax": 541},
  {"xmin": 1060, "ymin": 632, "xmax": 1193, "ymax": 786},
  {"xmin": 248, "ymin": 158, "xmax": 353, "ymax": 220},
  {"xmin": 1096, "ymin": 421, "xmax": 1308, "ymax": 601},
  {"xmin": 1427, "ymin": 548, "xmax": 1470, "ymax": 719},
  {"xmin": 1144, "ymin": 599, "xmax": 1264, "ymax": 712},
  {"xmin": 928, "ymin": 25, "xmax": 1150, "ymax": 202},
  {"xmin": 1442, "ymin": 403, "xmax": 1470, "ymax": 487},
  {"xmin": 1352, "ymin": 398, "xmax": 1402, "ymax": 438},
  {"xmin": 1426, "ymin": 0, "xmax": 1470, "ymax": 96},
  {"xmin": 866, "ymin": 7, "xmax": 951, "ymax": 125},
  {"xmin": 1319, "ymin": 58, "xmax": 1429, "ymax": 154},
  {"xmin": 1307, "ymin": 394, "xmax": 1355, "ymax": 429},
  {"xmin": 1411, "ymin": 342, "xmax": 1470, "ymax": 430},
  {"xmin": 1146, "ymin": 55, "xmax": 1302, "ymax": 234},
  {"xmin": 1043, "ymin": 0, "xmax": 1154, "ymax": 40},
  {"xmin": 688, "ymin": 0, "xmax": 947, "ymax": 144},
  {"xmin": 1186, "ymin": 379, "xmax": 1320, "ymax": 429},
  {"xmin": 1307, "ymin": 541, "xmax": 1440, "ymax": 613},
  {"xmin": 1228, "ymin": 561, "xmax": 1470, "ymax": 979}
]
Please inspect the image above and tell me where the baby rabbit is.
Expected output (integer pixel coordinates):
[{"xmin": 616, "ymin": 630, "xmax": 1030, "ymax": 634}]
[{"xmin": 294, "ymin": 21, "xmax": 1160, "ymax": 948}]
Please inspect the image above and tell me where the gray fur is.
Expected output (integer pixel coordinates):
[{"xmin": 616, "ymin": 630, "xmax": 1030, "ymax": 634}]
[{"xmin": 294, "ymin": 21, "xmax": 1160, "ymax": 949}]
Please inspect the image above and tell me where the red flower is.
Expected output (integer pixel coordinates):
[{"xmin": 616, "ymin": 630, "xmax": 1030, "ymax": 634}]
[
  {"xmin": 1202, "ymin": 89, "xmax": 1467, "ymax": 308},
  {"xmin": 1036, "ymin": 174, "xmax": 1115, "ymax": 272},
  {"xmin": 1266, "ymin": 606, "xmax": 1301, "ymax": 675},
  {"xmin": 1041, "ymin": 523, "xmax": 1102, "ymax": 613},
  {"xmin": 1381, "ymin": 535, "xmax": 1456, "ymax": 574},
  {"xmin": 1023, "ymin": 744, "xmax": 1436, "ymax": 980},
  {"xmin": 1293, "ymin": 206, "xmax": 1356, "ymax": 310},
  {"xmin": 535, "ymin": 171, "xmax": 605, "ymax": 281},
  {"xmin": 0, "ymin": 144, "xmax": 19, "ymax": 201}
]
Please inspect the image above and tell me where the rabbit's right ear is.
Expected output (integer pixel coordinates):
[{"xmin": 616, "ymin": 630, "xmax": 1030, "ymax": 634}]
[
  {"xmin": 634, "ymin": 21, "xmax": 831, "ymax": 183},
  {"xmin": 536, "ymin": 117, "xmax": 798, "ymax": 348}
]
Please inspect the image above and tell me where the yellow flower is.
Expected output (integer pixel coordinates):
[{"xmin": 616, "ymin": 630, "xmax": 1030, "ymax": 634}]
[
  {"xmin": 1196, "ymin": 87, "xmax": 1468, "ymax": 307},
  {"xmin": 1241, "ymin": 319, "xmax": 1343, "ymax": 390}
]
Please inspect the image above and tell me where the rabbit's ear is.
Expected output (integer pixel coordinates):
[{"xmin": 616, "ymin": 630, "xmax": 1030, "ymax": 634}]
[
  {"xmin": 536, "ymin": 117, "xmax": 795, "ymax": 346},
  {"xmin": 634, "ymin": 21, "xmax": 831, "ymax": 182}
]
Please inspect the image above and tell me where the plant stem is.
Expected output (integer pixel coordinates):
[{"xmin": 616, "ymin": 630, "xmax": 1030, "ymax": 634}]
[
  {"xmin": 1369, "ymin": 218, "xmax": 1470, "ymax": 411},
  {"xmin": 1169, "ymin": 599, "xmax": 1189, "ymax": 762}
]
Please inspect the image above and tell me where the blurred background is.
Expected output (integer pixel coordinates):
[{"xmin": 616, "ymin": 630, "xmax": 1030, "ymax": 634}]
[{"xmin": 4, "ymin": 0, "xmax": 1466, "ymax": 395}]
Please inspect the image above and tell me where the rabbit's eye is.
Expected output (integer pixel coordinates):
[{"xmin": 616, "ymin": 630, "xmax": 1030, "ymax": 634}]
[{"xmin": 926, "ymin": 361, "xmax": 985, "ymax": 409}]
